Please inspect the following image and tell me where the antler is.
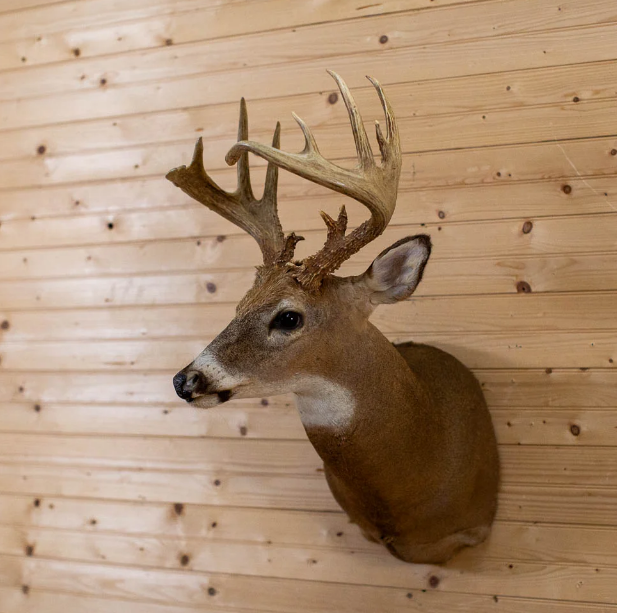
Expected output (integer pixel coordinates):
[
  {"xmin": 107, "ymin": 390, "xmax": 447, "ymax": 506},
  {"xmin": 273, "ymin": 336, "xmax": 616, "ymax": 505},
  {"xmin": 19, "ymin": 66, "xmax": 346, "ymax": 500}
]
[
  {"xmin": 166, "ymin": 99, "xmax": 302, "ymax": 267},
  {"xmin": 226, "ymin": 70, "xmax": 401, "ymax": 290}
]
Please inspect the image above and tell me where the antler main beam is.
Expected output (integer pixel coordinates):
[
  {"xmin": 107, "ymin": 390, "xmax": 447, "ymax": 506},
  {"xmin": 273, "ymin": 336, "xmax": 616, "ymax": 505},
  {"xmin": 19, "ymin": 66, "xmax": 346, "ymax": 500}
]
[
  {"xmin": 166, "ymin": 100, "xmax": 293, "ymax": 267},
  {"xmin": 226, "ymin": 70, "xmax": 402, "ymax": 289}
]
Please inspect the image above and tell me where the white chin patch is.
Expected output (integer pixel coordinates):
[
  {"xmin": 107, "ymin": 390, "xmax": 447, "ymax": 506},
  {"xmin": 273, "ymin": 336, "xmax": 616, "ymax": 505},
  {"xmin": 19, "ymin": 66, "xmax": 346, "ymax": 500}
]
[
  {"xmin": 294, "ymin": 377, "xmax": 355, "ymax": 431},
  {"xmin": 189, "ymin": 394, "xmax": 225, "ymax": 410}
]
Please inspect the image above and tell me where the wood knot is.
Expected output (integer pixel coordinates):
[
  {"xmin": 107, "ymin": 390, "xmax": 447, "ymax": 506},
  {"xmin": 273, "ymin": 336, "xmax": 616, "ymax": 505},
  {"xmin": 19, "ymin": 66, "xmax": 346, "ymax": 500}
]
[
  {"xmin": 206, "ymin": 282, "xmax": 216, "ymax": 293},
  {"xmin": 180, "ymin": 554, "xmax": 190, "ymax": 566},
  {"xmin": 1, "ymin": 320, "xmax": 10, "ymax": 330},
  {"xmin": 328, "ymin": 92, "xmax": 338, "ymax": 105},
  {"xmin": 37, "ymin": 145, "xmax": 46, "ymax": 155},
  {"xmin": 208, "ymin": 587, "xmax": 217, "ymax": 596},
  {"xmin": 429, "ymin": 575, "xmax": 440, "ymax": 588},
  {"xmin": 570, "ymin": 424, "xmax": 581, "ymax": 436},
  {"xmin": 174, "ymin": 503, "xmax": 184, "ymax": 516},
  {"xmin": 379, "ymin": 34, "xmax": 389, "ymax": 44},
  {"xmin": 561, "ymin": 184, "xmax": 572, "ymax": 194},
  {"xmin": 522, "ymin": 220, "xmax": 533, "ymax": 234},
  {"xmin": 437, "ymin": 210, "xmax": 446, "ymax": 219},
  {"xmin": 516, "ymin": 281, "xmax": 531, "ymax": 293}
]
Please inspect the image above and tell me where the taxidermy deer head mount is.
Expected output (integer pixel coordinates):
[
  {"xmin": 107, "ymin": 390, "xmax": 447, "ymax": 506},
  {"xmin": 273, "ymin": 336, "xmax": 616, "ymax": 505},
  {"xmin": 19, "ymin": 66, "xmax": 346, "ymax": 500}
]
[
  {"xmin": 168, "ymin": 72, "xmax": 499, "ymax": 564},
  {"xmin": 168, "ymin": 71, "xmax": 425, "ymax": 403}
]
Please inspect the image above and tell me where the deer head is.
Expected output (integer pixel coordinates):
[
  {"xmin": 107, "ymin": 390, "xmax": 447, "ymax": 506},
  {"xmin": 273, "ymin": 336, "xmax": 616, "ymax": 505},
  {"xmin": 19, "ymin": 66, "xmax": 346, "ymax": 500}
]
[{"xmin": 168, "ymin": 71, "xmax": 431, "ymax": 409}]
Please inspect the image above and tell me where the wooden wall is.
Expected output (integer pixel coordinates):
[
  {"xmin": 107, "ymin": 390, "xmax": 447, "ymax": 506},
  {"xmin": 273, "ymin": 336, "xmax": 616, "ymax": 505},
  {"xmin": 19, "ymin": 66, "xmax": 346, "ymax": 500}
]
[{"xmin": 0, "ymin": 0, "xmax": 616, "ymax": 610}]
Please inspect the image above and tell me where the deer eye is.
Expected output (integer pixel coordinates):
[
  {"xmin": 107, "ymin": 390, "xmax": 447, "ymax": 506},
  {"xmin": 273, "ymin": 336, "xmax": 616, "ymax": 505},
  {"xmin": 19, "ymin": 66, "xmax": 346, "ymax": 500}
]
[{"xmin": 270, "ymin": 310, "xmax": 303, "ymax": 331}]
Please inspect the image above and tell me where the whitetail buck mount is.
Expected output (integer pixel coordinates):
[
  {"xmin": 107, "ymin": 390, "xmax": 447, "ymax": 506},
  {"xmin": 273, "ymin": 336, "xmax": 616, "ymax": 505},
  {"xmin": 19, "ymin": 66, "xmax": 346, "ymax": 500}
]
[{"xmin": 168, "ymin": 71, "xmax": 500, "ymax": 564}]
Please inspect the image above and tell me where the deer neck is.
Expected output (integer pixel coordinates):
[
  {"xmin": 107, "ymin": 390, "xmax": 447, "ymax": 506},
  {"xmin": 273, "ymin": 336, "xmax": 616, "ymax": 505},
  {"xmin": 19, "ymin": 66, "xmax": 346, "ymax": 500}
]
[{"xmin": 293, "ymin": 323, "xmax": 424, "ymax": 463}]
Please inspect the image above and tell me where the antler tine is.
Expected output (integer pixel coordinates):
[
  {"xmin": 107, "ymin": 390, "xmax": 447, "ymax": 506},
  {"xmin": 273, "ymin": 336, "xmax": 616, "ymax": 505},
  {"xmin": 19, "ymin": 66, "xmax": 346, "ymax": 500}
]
[
  {"xmin": 326, "ymin": 69, "xmax": 374, "ymax": 170},
  {"xmin": 225, "ymin": 71, "xmax": 402, "ymax": 291},
  {"xmin": 235, "ymin": 97, "xmax": 255, "ymax": 202},
  {"xmin": 366, "ymin": 75, "xmax": 401, "ymax": 173},
  {"xmin": 166, "ymin": 100, "xmax": 288, "ymax": 267}
]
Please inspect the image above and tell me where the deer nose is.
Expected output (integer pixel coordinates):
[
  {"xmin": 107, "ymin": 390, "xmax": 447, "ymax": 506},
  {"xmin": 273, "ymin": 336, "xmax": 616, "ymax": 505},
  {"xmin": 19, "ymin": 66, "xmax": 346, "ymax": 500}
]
[{"xmin": 173, "ymin": 370, "xmax": 207, "ymax": 401}]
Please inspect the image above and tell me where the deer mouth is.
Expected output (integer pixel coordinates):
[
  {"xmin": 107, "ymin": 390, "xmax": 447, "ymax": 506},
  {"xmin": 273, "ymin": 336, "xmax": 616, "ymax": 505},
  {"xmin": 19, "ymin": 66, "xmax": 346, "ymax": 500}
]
[{"xmin": 188, "ymin": 389, "xmax": 234, "ymax": 408}]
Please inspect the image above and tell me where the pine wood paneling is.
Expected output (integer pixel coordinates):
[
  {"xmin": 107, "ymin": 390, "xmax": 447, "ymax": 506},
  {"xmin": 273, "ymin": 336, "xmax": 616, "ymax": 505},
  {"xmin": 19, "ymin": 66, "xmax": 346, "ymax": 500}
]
[{"xmin": 0, "ymin": 0, "xmax": 616, "ymax": 610}]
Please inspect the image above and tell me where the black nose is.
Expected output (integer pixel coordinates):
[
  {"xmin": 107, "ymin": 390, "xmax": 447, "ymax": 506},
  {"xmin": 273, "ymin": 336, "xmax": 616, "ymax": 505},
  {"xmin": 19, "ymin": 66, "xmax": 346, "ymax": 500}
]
[{"xmin": 173, "ymin": 371, "xmax": 207, "ymax": 401}]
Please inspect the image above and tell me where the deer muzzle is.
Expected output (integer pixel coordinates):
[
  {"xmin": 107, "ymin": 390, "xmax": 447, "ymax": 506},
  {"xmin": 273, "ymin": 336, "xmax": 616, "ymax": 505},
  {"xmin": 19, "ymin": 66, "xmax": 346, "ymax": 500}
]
[{"xmin": 172, "ymin": 369, "xmax": 233, "ymax": 406}]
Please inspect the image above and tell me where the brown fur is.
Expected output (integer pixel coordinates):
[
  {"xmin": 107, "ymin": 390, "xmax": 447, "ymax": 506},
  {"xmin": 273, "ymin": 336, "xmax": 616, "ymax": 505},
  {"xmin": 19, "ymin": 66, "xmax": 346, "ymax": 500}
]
[
  {"xmin": 170, "ymin": 74, "xmax": 498, "ymax": 565},
  {"xmin": 178, "ymin": 266, "xmax": 500, "ymax": 565}
]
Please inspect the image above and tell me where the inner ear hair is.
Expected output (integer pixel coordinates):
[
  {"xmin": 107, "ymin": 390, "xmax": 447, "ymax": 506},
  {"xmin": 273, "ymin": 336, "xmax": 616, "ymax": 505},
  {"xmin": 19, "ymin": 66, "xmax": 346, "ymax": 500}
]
[{"xmin": 366, "ymin": 234, "xmax": 432, "ymax": 304}]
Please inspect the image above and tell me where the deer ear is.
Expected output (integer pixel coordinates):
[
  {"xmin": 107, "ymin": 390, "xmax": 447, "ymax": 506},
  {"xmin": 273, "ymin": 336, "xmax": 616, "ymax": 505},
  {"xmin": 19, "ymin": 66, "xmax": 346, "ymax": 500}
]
[{"xmin": 360, "ymin": 235, "xmax": 431, "ymax": 305}]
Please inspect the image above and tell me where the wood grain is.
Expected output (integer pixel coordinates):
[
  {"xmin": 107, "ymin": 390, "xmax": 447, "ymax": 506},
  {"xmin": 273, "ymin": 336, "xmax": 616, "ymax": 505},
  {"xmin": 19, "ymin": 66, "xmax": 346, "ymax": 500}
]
[
  {"xmin": 2, "ymin": 0, "xmax": 616, "ymax": 104},
  {"xmin": 1, "ymin": 0, "xmax": 616, "ymax": 609},
  {"xmin": 3, "ymin": 21, "xmax": 617, "ymax": 132},
  {"xmin": 0, "ymin": 402, "xmax": 614, "ymax": 446}
]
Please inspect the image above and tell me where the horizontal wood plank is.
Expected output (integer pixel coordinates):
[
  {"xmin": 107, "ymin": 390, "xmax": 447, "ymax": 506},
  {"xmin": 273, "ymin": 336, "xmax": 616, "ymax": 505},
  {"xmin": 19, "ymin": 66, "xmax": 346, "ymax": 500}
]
[
  {"xmin": 2, "ymin": 59, "xmax": 617, "ymax": 172},
  {"xmin": 0, "ymin": 175, "xmax": 617, "ymax": 253},
  {"xmin": 0, "ymin": 459, "xmax": 612, "ymax": 527},
  {"xmin": 3, "ymin": 21, "xmax": 617, "ymax": 132},
  {"xmin": 0, "ymin": 402, "xmax": 614, "ymax": 446},
  {"xmin": 4, "ymin": 251, "xmax": 617, "ymax": 309},
  {"xmin": 0, "ymin": 493, "xmax": 615, "ymax": 565},
  {"xmin": 0, "ymin": 0, "xmax": 483, "ymax": 73},
  {"xmin": 0, "ymin": 0, "xmax": 242, "ymax": 44},
  {"xmin": 0, "ymin": 434, "xmax": 613, "ymax": 489},
  {"xmin": 4, "ymin": 209, "xmax": 617, "ymax": 287},
  {"xmin": 0, "ymin": 587, "xmax": 224, "ymax": 613},
  {"xmin": 3, "ymin": 122, "xmax": 617, "ymax": 190},
  {"xmin": 2, "ymin": 523, "xmax": 617, "ymax": 604},
  {"xmin": 2, "ymin": 294, "xmax": 616, "ymax": 344},
  {"xmin": 3, "ymin": 554, "xmax": 617, "ymax": 613},
  {"xmin": 2, "ymin": 0, "xmax": 617, "ymax": 105},
  {"xmin": 1, "ymin": 330, "xmax": 616, "ymax": 370},
  {"xmin": 0, "ymin": 369, "xmax": 614, "ymax": 407}
]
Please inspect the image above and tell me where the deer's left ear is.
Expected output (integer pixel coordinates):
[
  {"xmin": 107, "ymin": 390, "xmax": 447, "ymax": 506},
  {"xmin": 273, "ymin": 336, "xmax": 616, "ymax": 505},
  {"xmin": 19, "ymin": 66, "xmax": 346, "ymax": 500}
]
[{"xmin": 358, "ymin": 235, "xmax": 431, "ymax": 305}]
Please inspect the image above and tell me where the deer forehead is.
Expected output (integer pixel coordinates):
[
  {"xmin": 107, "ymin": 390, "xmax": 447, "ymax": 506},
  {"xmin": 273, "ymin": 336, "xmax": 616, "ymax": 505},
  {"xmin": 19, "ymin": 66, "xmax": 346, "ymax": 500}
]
[{"xmin": 235, "ymin": 266, "xmax": 338, "ymax": 319}]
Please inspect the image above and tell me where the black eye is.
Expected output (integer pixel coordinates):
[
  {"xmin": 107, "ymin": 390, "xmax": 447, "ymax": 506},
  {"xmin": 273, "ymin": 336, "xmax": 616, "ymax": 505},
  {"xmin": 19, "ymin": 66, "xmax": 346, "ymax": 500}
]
[{"xmin": 271, "ymin": 310, "xmax": 303, "ymax": 331}]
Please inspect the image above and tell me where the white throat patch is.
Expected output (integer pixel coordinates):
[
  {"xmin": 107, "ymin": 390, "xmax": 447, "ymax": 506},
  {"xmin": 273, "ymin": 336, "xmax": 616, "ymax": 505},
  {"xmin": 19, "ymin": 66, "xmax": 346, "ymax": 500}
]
[{"xmin": 294, "ymin": 377, "xmax": 356, "ymax": 431}]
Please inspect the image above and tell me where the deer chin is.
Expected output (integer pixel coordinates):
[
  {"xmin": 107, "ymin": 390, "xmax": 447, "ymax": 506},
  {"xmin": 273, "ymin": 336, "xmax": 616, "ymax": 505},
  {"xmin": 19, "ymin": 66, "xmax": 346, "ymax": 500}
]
[{"xmin": 188, "ymin": 389, "xmax": 234, "ymax": 409}]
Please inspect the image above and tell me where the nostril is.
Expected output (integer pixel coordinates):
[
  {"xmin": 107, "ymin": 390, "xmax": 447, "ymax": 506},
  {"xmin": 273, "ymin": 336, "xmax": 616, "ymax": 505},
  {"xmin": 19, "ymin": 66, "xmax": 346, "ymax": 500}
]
[{"xmin": 186, "ymin": 373, "xmax": 201, "ymax": 390}]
